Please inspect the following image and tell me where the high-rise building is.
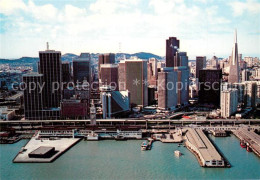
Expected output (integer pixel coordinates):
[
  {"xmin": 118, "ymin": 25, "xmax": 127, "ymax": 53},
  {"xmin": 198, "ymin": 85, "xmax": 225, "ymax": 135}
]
[
  {"xmin": 100, "ymin": 64, "xmax": 119, "ymax": 90},
  {"xmin": 118, "ymin": 61, "xmax": 126, "ymax": 91},
  {"xmin": 73, "ymin": 53, "xmax": 91, "ymax": 84},
  {"xmin": 98, "ymin": 53, "xmax": 115, "ymax": 77},
  {"xmin": 39, "ymin": 48, "xmax": 62, "ymax": 109},
  {"xmin": 118, "ymin": 58, "xmax": 148, "ymax": 107},
  {"xmin": 220, "ymin": 88, "xmax": 238, "ymax": 118},
  {"xmin": 228, "ymin": 30, "xmax": 240, "ymax": 84},
  {"xmin": 196, "ymin": 56, "xmax": 206, "ymax": 78},
  {"xmin": 100, "ymin": 86, "xmax": 130, "ymax": 119},
  {"xmin": 147, "ymin": 58, "xmax": 158, "ymax": 86},
  {"xmin": 158, "ymin": 67, "xmax": 178, "ymax": 110},
  {"xmin": 23, "ymin": 74, "xmax": 44, "ymax": 120},
  {"xmin": 244, "ymin": 81, "xmax": 257, "ymax": 108},
  {"xmin": 198, "ymin": 69, "xmax": 222, "ymax": 107},
  {"xmin": 174, "ymin": 52, "xmax": 190, "ymax": 106},
  {"xmin": 62, "ymin": 62, "xmax": 71, "ymax": 83},
  {"xmin": 166, "ymin": 37, "xmax": 179, "ymax": 67}
]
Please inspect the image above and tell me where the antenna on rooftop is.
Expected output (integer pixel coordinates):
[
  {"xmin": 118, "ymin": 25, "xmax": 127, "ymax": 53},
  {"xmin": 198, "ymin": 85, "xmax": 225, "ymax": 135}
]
[{"xmin": 47, "ymin": 42, "xmax": 49, "ymax": 50}]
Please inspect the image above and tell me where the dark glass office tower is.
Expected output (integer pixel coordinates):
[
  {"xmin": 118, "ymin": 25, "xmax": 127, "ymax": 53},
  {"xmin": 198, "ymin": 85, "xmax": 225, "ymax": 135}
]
[
  {"xmin": 198, "ymin": 69, "xmax": 222, "ymax": 107},
  {"xmin": 196, "ymin": 56, "xmax": 206, "ymax": 78},
  {"xmin": 73, "ymin": 53, "xmax": 91, "ymax": 84},
  {"xmin": 166, "ymin": 37, "xmax": 179, "ymax": 67},
  {"xmin": 39, "ymin": 50, "xmax": 62, "ymax": 108},
  {"xmin": 23, "ymin": 74, "xmax": 44, "ymax": 120}
]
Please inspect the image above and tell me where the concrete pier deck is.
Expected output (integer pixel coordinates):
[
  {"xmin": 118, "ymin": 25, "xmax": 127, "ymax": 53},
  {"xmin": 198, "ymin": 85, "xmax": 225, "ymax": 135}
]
[
  {"xmin": 13, "ymin": 136, "xmax": 81, "ymax": 163},
  {"xmin": 185, "ymin": 128, "xmax": 226, "ymax": 167},
  {"xmin": 233, "ymin": 128, "xmax": 260, "ymax": 157}
]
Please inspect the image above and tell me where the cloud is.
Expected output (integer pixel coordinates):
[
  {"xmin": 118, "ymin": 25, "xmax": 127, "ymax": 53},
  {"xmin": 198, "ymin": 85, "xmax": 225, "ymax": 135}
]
[
  {"xmin": 229, "ymin": 0, "xmax": 260, "ymax": 16},
  {"xmin": 0, "ymin": 0, "xmax": 26, "ymax": 15},
  {"xmin": 0, "ymin": 0, "xmax": 259, "ymax": 59}
]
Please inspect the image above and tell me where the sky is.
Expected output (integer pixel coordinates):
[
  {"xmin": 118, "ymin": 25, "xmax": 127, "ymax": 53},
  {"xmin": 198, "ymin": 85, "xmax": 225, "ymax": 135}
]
[{"xmin": 0, "ymin": 0, "xmax": 260, "ymax": 59}]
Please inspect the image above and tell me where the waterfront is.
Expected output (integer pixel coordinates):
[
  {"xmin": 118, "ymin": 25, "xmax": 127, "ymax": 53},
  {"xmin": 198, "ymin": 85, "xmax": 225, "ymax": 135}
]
[{"xmin": 1, "ymin": 135, "xmax": 260, "ymax": 180}]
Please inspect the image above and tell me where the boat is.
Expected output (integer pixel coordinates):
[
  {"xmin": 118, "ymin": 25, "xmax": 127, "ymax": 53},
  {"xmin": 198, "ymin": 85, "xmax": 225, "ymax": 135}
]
[
  {"xmin": 115, "ymin": 135, "xmax": 127, "ymax": 141},
  {"xmin": 178, "ymin": 144, "xmax": 181, "ymax": 147},
  {"xmin": 174, "ymin": 150, "xmax": 182, "ymax": 157},
  {"xmin": 240, "ymin": 141, "xmax": 246, "ymax": 148},
  {"xmin": 141, "ymin": 141, "xmax": 148, "ymax": 151},
  {"xmin": 246, "ymin": 143, "xmax": 252, "ymax": 152},
  {"xmin": 86, "ymin": 131, "xmax": 99, "ymax": 141}
]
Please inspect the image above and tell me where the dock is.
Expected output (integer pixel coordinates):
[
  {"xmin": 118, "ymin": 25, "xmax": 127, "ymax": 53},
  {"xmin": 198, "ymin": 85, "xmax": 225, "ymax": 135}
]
[
  {"xmin": 161, "ymin": 130, "xmax": 183, "ymax": 143},
  {"xmin": 184, "ymin": 128, "xmax": 229, "ymax": 167},
  {"xmin": 233, "ymin": 128, "xmax": 260, "ymax": 157},
  {"xmin": 13, "ymin": 134, "xmax": 81, "ymax": 163},
  {"xmin": 146, "ymin": 138, "xmax": 154, "ymax": 150}
]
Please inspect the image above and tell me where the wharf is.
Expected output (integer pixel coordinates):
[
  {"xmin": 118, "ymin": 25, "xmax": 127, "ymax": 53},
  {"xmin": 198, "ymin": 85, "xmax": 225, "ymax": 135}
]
[
  {"xmin": 13, "ymin": 135, "xmax": 81, "ymax": 163},
  {"xmin": 184, "ymin": 128, "xmax": 229, "ymax": 167},
  {"xmin": 146, "ymin": 138, "xmax": 154, "ymax": 150},
  {"xmin": 159, "ymin": 130, "xmax": 183, "ymax": 143},
  {"xmin": 233, "ymin": 128, "xmax": 260, "ymax": 157}
]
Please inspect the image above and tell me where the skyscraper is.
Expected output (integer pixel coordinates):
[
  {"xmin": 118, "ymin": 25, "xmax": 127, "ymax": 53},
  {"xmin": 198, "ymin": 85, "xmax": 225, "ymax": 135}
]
[
  {"xmin": 198, "ymin": 69, "xmax": 222, "ymax": 107},
  {"xmin": 23, "ymin": 74, "xmax": 44, "ymax": 120},
  {"xmin": 118, "ymin": 58, "xmax": 148, "ymax": 107},
  {"xmin": 174, "ymin": 52, "xmax": 190, "ymax": 106},
  {"xmin": 158, "ymin": 67, "xmax": 178, "ymax": 110},
  {"xmin": 228, "ymin": 30, "xmax": 240, "ymax": 84},
  {"xmin": 98, "ymin": 53, "xmax": 115, "ymax": 77},
  {"xmin": 220, "ymin": 88, "xmax": 238, "ymax": 118},
  {"xmin": 166, "ymin": 37, "xmax": 179, "ymax": 67},
  {"xmin": 100, "ymin": 64, "xmax": 119, "ymax": 90},
  {"xmin": 39, "ymin": 48, "xmax": 62, "ymax": 108},
  {"xmin": 196, "ymin": 56, "xmax": 206, "ymax": 78},
  {"xmin": 62, "ymin": 62, "xmax": 71, "ymax": 83},
  {"xmin": 73, "ymin": 53, "xmax": 91, "ymax": 84}
]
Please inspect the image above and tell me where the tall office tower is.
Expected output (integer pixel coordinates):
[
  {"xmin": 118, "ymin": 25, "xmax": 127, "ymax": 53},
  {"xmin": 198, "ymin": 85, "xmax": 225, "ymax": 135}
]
[
  {"xmin": 39, "ymin": 48, "xmax": 62, "ymax": 109},
  {"xmin": 220, "ymin": 88, "xmax": 238, "ymax": 118},
  {"xmin": 198, "ymin": 69, "xmax": 222, "ymax": 107},
  {"xmin": 166, "ymin": 37, "xmax": 179, "ymax": 67},
  {"xmin": 147, "ymin": 58, "xmax": 158, "ymax": 86},
  {"xmin": 228, "ymin": 30, "xmax": 240, "ymax": 84},
  {"xmin": 196, "ymin": 56, "xmax": 206, "ymax": 78},
  {"xmin": 244, "ymin": 81, "xmax": 257, "ymax": 108},
  {"xmin": 62, "ymin": 62, "xmax": 71, "ymax": 83},
  {"xmin": 98, "ymin": 53, "xmax": 115, "ymax": 76},
  {"xmin": 100, "ymin": 64, "xmax": 119, "ymax": 90},
  {"xmin": 23, "ymin": 74, "xmax": 44, "ymax": 120},
  {"xmin": 100, "ymin": 86, "xmax": 130, "ymax": 119},
  {"xmin": 174, "ymin": 52, "xmax": 190, "ymax": 106},
  {"xmin": 73, "ymin": 53, "xmax": 91, "ymax": 84},
  {"xmin": 158, "ymin": 67, "xmax": 178, "ymax": 110},
  {"xmin": 118, "ymin": 61, "xmax": 126, "ymax": 91},
  {"xmin": 118, "ymin": 58, "xmax": 148, "ymax": 107}
]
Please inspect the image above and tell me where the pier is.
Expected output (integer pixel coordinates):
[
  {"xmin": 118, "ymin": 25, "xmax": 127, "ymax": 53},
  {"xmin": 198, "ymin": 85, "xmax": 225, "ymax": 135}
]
[
  {"xmin": 13, "ymin": 132, "xmax": 81, "ymax": 163},
  {"xmin": 233, "ymin": 128, "xmax": 260, "ymax": 157},
  {"xmin": 184, "ymin": 128, "xmax": 228, "ymax": 167}
]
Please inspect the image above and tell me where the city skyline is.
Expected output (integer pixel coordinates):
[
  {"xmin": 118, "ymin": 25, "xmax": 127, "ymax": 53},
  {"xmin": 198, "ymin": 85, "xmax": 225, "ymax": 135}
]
[{"xmin": 0, "ymin": 0, "xmax": 260, "ymax": 59}]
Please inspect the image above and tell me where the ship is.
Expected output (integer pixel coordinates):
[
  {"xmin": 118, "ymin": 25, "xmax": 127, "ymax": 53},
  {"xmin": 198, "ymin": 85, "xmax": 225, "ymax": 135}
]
[
  {"xmin": 86, "ymin": 131, "xmax": 99, "ymax": 141},
  {"xmin": 240, "ymin": 141, "xmax": 246, "ymax": 148},
  {"xmin": 174, "ymin": 150, "xmax": 182, "ymax": 157},
  {"xmin": 141, "ymin": 141, "xmax": 148, "ymax": 151}
]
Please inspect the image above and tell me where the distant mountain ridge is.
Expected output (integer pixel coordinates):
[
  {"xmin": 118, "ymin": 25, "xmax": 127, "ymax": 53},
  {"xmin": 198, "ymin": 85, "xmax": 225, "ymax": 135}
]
[{"xmin": 0, "ymin": 52, "xmax": 163, "ymax": 64}]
